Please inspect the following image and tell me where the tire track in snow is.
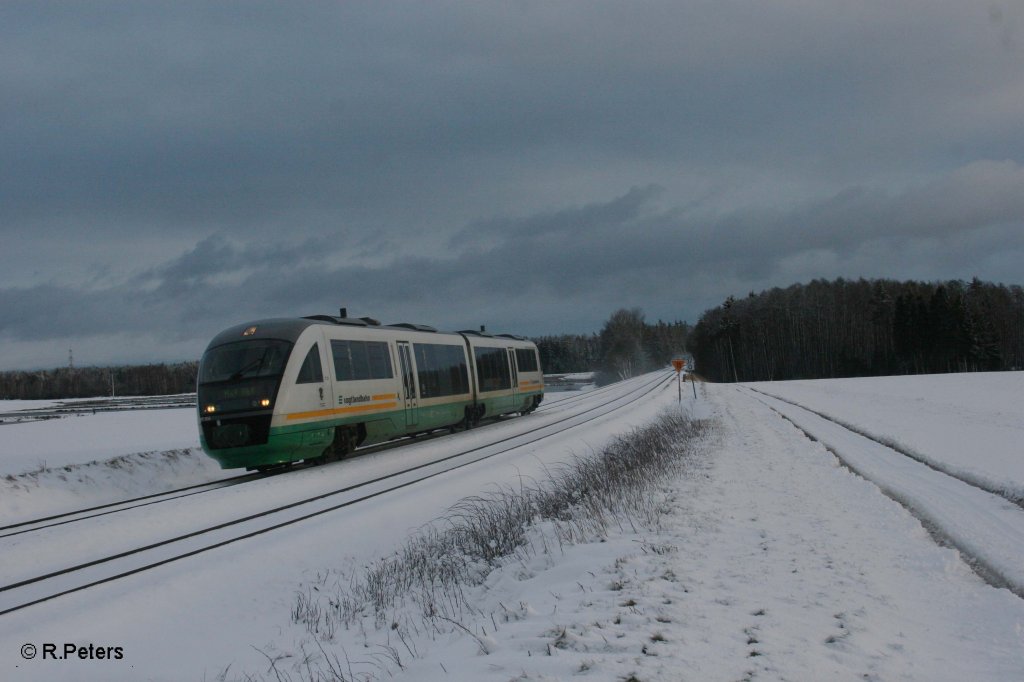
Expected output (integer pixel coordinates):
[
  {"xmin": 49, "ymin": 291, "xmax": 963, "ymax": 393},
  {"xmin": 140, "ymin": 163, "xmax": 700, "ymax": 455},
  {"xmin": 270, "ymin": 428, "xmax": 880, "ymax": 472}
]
[
  {"xmin": 745, "ymin": 386, "xmax": 1024, "ymax": 509},
  {"xmin": 739, "ymin": 386, "xmax": 1024, "ymax": 600}
]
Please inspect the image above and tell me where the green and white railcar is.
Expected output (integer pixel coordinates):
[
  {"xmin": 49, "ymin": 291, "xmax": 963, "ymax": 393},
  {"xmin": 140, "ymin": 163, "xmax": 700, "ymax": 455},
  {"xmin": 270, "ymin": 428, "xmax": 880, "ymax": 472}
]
[{"xmin": 197, "ymin": 314, "xmax": 544, "ymax": 470}]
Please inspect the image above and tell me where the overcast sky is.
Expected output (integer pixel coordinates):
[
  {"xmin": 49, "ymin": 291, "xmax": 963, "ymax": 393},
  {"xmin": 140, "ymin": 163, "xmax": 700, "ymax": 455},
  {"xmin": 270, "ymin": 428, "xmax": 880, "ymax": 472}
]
[{"xmin": 2, "ymin": 1, "xmax": 1023, "ymax": 370}]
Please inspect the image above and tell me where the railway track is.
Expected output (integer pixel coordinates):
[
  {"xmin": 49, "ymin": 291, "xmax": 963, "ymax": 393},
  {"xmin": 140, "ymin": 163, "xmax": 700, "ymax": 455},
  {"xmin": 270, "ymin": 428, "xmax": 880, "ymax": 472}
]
[
  {"xmin": 741, "ymin": 386, "xmax": 1024, "ymax": 599},
  {"xmin": 0, "ymin": 472, "xmax": 258, "ymax": 539},
  {"xmin": 0, "ymin": 426, "xmax": 482, "ymax": 540},
  {"xmin": 0, "ymin": 371, "xmax": 672, "ymax": 616},
  {"xmin": 1, "ymin": 381, "xmax": 607, "ymax": 539},
  {"xmin": 0, "ymin": 395, "xmax": 197, "ymax": 424},
  {"xmin": 0, "ymin": 382, "xmax": 612, "ymax": 539}
]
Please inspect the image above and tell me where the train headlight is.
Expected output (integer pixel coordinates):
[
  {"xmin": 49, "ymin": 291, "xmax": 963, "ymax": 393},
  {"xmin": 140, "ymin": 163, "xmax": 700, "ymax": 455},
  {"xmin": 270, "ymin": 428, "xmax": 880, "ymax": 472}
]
[
  {"xmin": 260, "ymin": 398, "xmax": 272, "ymax": 408},
  {"xmin": 203, "ymin": 405, "xmax": 217, "ymax": 414}
]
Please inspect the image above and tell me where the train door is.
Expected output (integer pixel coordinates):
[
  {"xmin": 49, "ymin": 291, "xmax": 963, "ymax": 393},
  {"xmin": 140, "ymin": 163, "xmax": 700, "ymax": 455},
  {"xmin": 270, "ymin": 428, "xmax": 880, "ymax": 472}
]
[
  {"xmin": 506, "ymin": 347, "xmax": 519, "ymax": 410},
  {"xmin": 291, "ymin": 336, "xmax": 330, "ymax": 415},
  {"xmin": 396, "ymin": 341, "xmax": 418, "ymax": 427}
]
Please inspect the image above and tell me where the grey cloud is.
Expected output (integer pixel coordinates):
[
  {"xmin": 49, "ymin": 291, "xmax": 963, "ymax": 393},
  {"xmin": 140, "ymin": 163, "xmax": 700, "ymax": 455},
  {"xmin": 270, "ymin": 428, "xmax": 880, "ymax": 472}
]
[
  {"xmin": 2, "ymin": 2, "xmax": 1023, "ymax": 368},
  {"xmin": 6, "ymin": 160, "xmax": 1021, "ymax": 363},
  {"xmin": 6, "ymin": 2, "xmax": 1020, "ymax": 234}
]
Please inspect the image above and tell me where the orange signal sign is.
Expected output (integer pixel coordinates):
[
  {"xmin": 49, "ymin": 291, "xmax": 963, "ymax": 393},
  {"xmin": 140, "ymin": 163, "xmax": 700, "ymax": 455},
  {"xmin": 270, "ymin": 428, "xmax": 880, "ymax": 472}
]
[{"xmin": 671, "ymin": 359, "xmax": 686, "ymax": 372}]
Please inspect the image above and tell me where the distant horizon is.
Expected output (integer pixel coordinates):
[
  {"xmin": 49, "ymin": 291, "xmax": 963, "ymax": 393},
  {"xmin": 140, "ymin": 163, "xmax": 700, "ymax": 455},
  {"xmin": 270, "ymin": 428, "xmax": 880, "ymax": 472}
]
[{"xmin": 7, "ymin": 271, "xmax": 1024, "ymax": 373}]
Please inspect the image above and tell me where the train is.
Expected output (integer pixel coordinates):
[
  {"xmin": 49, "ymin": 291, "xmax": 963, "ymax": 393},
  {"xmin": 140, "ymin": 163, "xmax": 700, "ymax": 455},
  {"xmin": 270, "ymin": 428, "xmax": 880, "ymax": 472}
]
[{"xmin": 197, "ymin": 311, "xmax": 544, "ymax": 470}]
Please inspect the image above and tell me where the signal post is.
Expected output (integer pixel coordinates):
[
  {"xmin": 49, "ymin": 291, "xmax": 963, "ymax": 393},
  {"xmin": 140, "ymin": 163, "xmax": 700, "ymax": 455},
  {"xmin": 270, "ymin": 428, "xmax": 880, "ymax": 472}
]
[
  {"xmin": 672, "ymin": 358, "xmax": 686, "ymax": 403},
  {"xmin": 672, "ymin": 357, "xmax": 697, "ymax": 401}
]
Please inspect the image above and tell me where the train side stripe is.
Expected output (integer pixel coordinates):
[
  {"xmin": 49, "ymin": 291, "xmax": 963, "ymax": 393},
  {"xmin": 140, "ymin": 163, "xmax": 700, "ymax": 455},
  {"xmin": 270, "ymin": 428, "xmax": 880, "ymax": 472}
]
[{"xmin": 285, "ymin": 402, "xmax": 399, "ymax": 421}]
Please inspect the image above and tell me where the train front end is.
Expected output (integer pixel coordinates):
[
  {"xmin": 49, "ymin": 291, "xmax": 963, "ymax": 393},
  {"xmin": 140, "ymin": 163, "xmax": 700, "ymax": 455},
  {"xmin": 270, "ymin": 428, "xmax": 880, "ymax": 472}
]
[{"xmin": 197, "ymin": 321, "xmax": 299, "ymax": 469}]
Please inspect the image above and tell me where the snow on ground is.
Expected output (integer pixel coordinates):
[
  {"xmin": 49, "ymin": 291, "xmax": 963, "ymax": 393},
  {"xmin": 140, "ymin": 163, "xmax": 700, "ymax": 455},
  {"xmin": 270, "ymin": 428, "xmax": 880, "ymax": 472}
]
[
  {"xmin": 0, "ymin": 406, "xmax": 201, "ymax": 475},
  {"xmin": 744, "ymin": 372, "xmax": 1024, "ymax": 502},
  {"xmin": 0, "ymin": 400, "xmax": 61, "ymax": 413},
  {"xmin": 389, "ymin": 383, "xmax": 1024, "ymax": 682},
  {"xmin": 2, "ymin": 374, "xmax": 1023, "ymax": 681},
  {"xmin": 745, "ymin": 387, "xmax": 1024, "ymax": 599},
  {"xmin": 0, "ymin": 405, "xmax": 219, "ymax": 525},
  {"xmin": 0, "ymin": 390, "xmax": 591, "ymax": 527}
]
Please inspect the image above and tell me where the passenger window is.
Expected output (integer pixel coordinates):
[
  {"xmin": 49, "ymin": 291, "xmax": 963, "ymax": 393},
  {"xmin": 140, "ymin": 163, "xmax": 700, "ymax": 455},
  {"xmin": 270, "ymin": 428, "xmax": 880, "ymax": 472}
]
[
  {"xmin": 515, "ymin": 348, "xmax": 539, "ymax": 373},
  {"xmin": 296, "ymin": 344, "xmax": 323, "ymax": 384},
  {"xmin": 331, "ymin": 340, "xmax": 394, "ymax": 382},
  {"xmin": 474, "ymin": 347, "xmax": 512, "ymax": 392},
  {"xmin": 413, "ymin": 343, "xmax": 469, "ymax": 398}
]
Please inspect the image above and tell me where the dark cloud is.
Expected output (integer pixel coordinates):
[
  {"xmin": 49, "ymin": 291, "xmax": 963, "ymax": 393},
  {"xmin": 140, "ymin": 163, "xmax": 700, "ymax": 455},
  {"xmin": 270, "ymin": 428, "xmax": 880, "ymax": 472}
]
[
  {"xmin": 4, "ymin": 161, "xmax": 1023, "ymax": 368},
  {"xmin": 1, "ymin": 2, "xmax": 1023, "ymax": 368}
]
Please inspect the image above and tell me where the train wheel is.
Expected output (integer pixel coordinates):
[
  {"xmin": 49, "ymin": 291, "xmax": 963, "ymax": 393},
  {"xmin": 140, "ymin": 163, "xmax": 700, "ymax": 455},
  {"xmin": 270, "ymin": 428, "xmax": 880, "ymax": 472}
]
[
  {"xmin": 253, "ymin": 462, "xmax": 293, "ymax": 474},
  {"xmin": 317, "ymin": 427, "xmax": 357, "ymax": 464}
]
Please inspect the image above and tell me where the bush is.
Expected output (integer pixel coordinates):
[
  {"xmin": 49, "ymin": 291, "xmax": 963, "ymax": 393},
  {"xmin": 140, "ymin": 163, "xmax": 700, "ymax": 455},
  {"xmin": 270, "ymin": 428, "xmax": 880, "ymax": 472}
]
[{"xmin": 283, "ymin": 410, "xmax": 718, "ymax": 680}]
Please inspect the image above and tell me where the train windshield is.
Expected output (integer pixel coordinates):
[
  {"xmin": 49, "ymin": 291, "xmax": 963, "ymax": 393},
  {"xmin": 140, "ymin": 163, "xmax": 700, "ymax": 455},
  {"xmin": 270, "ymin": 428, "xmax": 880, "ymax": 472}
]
[
  {"xmin": 198, "ymin": 339, "xmax": 292, "ymax": 416},
  {"xmin": 200, "ymin": 340, "xmax": 291, "ymax": 384}
]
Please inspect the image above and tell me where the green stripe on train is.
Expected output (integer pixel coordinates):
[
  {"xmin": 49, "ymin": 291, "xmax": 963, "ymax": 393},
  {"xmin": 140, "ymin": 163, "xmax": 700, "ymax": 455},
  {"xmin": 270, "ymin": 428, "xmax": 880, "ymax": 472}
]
[{"xmin": 203, "ymin": 391, "xmax": 541, "ymax": 469}]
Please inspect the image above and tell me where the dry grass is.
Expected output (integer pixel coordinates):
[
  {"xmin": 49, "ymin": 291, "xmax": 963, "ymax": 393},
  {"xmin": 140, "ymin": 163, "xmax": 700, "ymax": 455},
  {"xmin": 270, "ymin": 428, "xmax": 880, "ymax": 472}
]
[{"xmin": 282, "ymin": 409, "xmax": 717, "ymax": 681}]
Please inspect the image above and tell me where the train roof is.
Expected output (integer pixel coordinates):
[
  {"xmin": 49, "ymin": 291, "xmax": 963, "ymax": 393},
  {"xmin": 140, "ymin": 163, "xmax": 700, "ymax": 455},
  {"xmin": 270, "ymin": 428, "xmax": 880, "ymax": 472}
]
[{"xmin": 204, "ymin": 316, "xmax": 534, "ymax": 350}]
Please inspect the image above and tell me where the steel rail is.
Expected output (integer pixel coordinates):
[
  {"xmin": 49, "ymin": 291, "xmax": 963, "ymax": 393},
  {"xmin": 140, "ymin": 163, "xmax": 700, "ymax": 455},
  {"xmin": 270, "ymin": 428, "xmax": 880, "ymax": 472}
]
[
  {"xmin": 0, "ymin": 372, "xmax": 672, "ymax": 616},
  {"xmin": 2, "ymin": 377, "xmax": 626, "ymax": 538},
  {"xmin": 0, "ymin": 473, "xmax": 257, "ymax": 538}
]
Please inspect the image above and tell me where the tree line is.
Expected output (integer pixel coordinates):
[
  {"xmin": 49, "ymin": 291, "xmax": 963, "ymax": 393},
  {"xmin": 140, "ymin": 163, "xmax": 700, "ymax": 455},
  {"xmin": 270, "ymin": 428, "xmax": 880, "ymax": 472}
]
[
  {"xmin": 0, "ymin": 362, "xmax": 199, "ymax": 400},
  {"xmin": 536, "ymin": 310, "xmax": 691, "ymax": 384},
  {"xmin": 16, "ymin": 275, "xmax": 1018, "ymax": 398},
  {"xmin": 2, "ymin": 311, "xmax": 689, "ymax": 399},
  {"xmin": 690, "ymin": 278, "xmax": 1024, "ymax": 383}
]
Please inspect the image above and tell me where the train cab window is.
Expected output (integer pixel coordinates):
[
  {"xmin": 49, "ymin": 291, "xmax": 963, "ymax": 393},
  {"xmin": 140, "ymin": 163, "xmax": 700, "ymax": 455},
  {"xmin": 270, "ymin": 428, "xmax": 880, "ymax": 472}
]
[
  {"xmin": 332, "ymin": 340, "xmax": 394, "ymax": 382},
  {"xmin": 200, "ymin": 339, "xmax": 291, "ymax": 383},
  {"xmin": 296, "ymin": 344, "xmax": 323, "ymax": 384}
]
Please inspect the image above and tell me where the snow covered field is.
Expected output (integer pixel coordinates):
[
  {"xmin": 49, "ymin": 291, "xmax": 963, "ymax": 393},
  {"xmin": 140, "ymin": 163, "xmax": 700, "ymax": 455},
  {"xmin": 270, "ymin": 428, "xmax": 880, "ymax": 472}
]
[
  {"xmin": 0, "ymin": 407, "xmax": 202, "ymax": 476},
  {"xmin": 1, "ymin": 373, "xmax": 1023, "ymax": 681}
]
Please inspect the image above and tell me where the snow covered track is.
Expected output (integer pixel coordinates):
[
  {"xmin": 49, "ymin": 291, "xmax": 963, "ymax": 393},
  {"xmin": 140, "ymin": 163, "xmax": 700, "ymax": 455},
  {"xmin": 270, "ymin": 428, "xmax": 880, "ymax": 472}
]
[
  {"xmin": 744, "ymin": 386, "xmax": 1024, "ymax": 599},
  {"xmin": 0, "ymin": 378, "xmax": 598, "ymax": 536},
  {"xmin": 0, "ymin": 372, "xmax": 671, "ymax": 617},
  {"xmin": 0, "ymin": 472, "xmax": 257, "ymax": 539}
]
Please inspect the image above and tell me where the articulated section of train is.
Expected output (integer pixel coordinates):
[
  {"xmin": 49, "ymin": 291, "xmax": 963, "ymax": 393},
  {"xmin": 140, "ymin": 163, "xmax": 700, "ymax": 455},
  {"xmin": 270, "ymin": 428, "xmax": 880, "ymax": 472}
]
[{"xmin": 197, "ymin": 314, "xmax": 544, "ymax": 470}]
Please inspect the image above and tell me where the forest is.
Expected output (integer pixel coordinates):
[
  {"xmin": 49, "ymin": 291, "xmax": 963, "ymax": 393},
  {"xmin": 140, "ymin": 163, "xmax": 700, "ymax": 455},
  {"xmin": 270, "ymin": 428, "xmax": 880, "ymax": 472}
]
[
  {"xmin": 690, "ymin": 278, "xmax": 1024, "ymax": 383},
  {"xmin": 0, "ymin": 362, "xmax": 199, "ymax": 400}
]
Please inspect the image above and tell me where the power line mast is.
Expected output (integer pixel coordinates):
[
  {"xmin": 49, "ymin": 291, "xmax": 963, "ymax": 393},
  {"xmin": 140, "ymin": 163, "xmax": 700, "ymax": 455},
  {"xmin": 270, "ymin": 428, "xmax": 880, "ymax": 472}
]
[{"xmin": 68, "ymin": 348, "xmax": 74, "ymax": 370}]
